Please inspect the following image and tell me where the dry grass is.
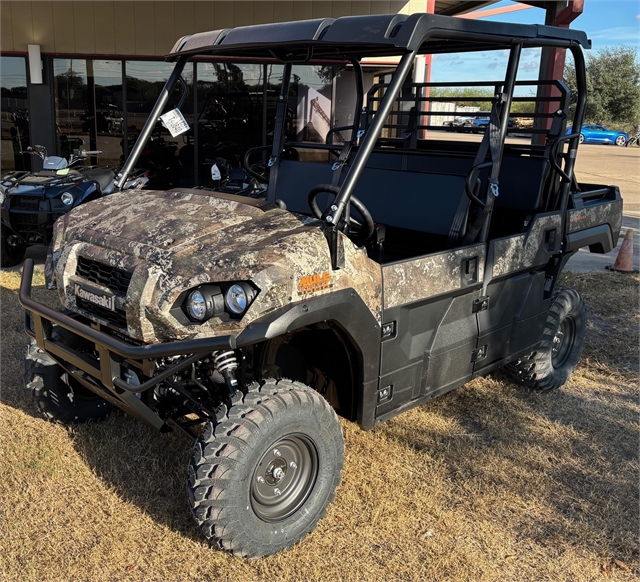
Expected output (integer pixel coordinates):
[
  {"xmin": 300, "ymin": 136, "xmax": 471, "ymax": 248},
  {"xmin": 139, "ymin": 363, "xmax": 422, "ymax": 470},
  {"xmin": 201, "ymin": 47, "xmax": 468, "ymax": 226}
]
[{"xmin": 1, "ymin": 268, "xmax": 638, "ymax": 582}]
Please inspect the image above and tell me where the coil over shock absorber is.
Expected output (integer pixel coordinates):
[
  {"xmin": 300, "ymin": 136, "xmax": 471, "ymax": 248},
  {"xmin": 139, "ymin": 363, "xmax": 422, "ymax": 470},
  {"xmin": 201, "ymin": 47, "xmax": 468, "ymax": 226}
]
[{"xmin": 212, "ymin": 350, "xmax": 239, "ymax": 395}]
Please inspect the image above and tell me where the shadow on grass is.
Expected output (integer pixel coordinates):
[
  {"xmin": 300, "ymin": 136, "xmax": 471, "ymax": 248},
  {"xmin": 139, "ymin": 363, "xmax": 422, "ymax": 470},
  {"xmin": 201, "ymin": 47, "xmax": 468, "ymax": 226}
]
[
  {"xmin": 3, "ymin": 276, "xmax": 638, "ymax": 562},
  {"xmin": 381, "ymin": 373, "xmax": 639, "ymax": 562},
  {"xmin": 1, "ymin": 281, "xmax": 206, "ymax": 545}
]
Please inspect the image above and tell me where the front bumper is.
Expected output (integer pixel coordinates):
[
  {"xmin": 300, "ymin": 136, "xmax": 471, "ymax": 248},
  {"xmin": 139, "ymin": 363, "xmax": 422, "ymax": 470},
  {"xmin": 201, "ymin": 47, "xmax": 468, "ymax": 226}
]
[{"xmin": 20, "ymin": 259, "xmax": 236, "ymax": 400}]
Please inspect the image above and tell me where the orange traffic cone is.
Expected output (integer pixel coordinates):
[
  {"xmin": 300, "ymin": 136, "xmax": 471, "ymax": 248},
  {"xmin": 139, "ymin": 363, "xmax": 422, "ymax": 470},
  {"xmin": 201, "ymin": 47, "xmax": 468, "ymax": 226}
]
[{"xmin": 606, "ymin": 228, "xmax": 638, "ymax": 273}]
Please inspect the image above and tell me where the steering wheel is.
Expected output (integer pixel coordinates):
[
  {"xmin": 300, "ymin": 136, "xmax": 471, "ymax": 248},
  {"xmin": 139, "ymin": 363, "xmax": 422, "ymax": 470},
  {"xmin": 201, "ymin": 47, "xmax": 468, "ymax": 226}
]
[{"xmin": 308, "ymin": 184, "xmax": 375, "ymax": 245}]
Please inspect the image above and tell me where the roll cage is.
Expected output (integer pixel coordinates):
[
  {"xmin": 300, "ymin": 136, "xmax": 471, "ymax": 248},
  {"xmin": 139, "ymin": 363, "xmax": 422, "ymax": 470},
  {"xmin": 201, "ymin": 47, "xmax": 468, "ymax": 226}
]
[{"xmin": 115, "ymin": 13, "xmax": 590, "ymax": 265}]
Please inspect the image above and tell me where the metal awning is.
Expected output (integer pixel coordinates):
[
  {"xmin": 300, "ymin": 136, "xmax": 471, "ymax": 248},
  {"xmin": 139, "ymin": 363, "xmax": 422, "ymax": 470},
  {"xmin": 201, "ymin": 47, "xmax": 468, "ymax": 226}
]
[{"xmin": 435, "ymin": 1, "xmax": 500, "ymax": 16}]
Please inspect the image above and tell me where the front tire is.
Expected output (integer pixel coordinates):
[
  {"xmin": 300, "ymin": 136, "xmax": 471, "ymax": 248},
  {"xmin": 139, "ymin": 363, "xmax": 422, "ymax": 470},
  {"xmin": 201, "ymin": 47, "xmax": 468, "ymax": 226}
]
[
  {"xmin": 24, "ymin": 335, "xmax": 114, "ymax": 423},
  {"xmin": 0, "ymin": 230, "xmax": 26, "ymax": 268},
  {"xmin": 504, "ymin": 286, "xmax": 586, "ymax": 391},
  {"xmin": 578, "ymin": 133, "xmax": 585, "ymax": 144},
  {"xmin": 188, "ymin": 378, "xmax": 344, "ymax": 558},
  {"xmin": 615, "ymin": 135, "xmax": 627, "ymax": 146}
]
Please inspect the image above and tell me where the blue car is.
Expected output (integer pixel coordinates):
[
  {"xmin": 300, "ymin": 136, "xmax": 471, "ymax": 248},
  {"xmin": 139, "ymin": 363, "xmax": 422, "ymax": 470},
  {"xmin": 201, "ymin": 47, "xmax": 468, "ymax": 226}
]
[
  {"xmin": 568, "ymin": 124, "xmax": 628, "ymax": 146},
  {"xmin": 471, "ymin": 116, "xmax": 514, "ymax": 133}
]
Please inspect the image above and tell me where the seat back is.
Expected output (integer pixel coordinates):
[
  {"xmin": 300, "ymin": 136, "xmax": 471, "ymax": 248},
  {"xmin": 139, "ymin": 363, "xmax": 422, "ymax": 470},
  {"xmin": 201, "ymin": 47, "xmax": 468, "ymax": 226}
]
[{"xmin": 275, "ymin": 156, "xmax": 468, "ymax": 238}]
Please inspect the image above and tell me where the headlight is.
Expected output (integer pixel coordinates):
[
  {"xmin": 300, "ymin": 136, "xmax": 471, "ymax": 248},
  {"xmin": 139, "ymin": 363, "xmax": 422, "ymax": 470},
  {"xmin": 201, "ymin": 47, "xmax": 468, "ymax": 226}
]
[
  {"xmin": 225, "ymin": 284, "xmax": 248, "ymax": 314},
  {"xmin": 181, "ymin": 285, "xmax": 225, "ymax": 323},
  {"xmin": 61, "ymin": 192, "xmax": 74, "ymax": 206},
  {"xmin": 0, "ymin": 192, "xmax": 5, "ymax": 205},
  {"xmin": 175, "ymin": 282, "xmax": 257, "ymax": 324},
  {"xmin": 186, "ymin": 290, "xmax": 207, "ymax": 321}
]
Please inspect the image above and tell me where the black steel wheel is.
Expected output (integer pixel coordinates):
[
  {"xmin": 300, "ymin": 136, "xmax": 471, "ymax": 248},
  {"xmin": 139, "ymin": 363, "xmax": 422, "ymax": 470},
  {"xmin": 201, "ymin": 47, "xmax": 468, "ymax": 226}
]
[
  {"xmin": 251, "ymin": 433, "xmax": 319, "ymax": 522},
  {"xmin": 504, "ymin": 286, "xmax": 586, "ymax": 391},
  {"xmin": 188, "ymin": 378, "xmax": 344, "ymax": 558},
  {"xmin": 24, "ymin": 331, "xmax": 114, "ymax": 423},
  {"xmin": 551, "ymin": 315, "xmax": 576, "ymax": 369},
  {"xmin": 0, "ymin": 230, "xmax": 26, "ymax": 268}
]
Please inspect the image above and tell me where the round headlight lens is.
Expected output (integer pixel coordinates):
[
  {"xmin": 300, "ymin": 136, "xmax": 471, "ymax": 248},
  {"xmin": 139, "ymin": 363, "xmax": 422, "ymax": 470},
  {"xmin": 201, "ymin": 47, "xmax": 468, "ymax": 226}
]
[
  {"xmin": 186, "ymin": 289, "xmax": 207, "ymax": 321},
  {"xmin": 0, "ymin": 191, "xmax": 5, "ymax": 205},
  {"xmin": 61, "ymin": 192, "xmax": 74, "ymax": 206},
  {"xmin": 225, "ymin": 284, "xmax": 248, "ymax": 314}
]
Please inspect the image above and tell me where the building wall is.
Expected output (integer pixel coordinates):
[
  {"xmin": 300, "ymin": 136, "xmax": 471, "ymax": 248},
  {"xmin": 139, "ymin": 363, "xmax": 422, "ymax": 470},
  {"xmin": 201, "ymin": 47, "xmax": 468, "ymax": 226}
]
[{"xmin": 1, "ymin": 1, "xmax": 428, "ymax": 56}]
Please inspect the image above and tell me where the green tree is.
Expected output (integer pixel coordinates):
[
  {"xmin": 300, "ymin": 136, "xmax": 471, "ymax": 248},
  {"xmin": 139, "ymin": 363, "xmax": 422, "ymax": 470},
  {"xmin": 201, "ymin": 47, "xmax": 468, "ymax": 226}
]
[
  {"xmin": 430, "ymin": 87, "xmax": 493, "ymax": 111},
  {"xmin": 564, "ymin": 45, "xmax": 640, "ymax": 131}
]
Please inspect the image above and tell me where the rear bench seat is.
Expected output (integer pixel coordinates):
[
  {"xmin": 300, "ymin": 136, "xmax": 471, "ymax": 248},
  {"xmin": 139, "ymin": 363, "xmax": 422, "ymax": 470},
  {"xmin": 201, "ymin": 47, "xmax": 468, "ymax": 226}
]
[{"xmin": 273, "ymin": 149, "xmax": 552, "ymax": 248}]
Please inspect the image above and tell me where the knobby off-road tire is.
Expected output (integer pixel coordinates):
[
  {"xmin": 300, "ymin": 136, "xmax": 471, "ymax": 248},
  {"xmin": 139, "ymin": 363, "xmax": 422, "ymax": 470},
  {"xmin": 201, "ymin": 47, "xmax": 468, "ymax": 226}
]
[
  {"xmin": 0, "ymin": 230, "xmax": 26, "ymax": 268},
  {"xmin": 188, "ymin": 378, "xmax": 345, "ymax": 558},
  {"xmin": 24, "ymin": 335, "xmax": 114, "ymax": 423},
  {"xmin": 504, "ymin": 286, "xmax": 586, "ymax": 391}
]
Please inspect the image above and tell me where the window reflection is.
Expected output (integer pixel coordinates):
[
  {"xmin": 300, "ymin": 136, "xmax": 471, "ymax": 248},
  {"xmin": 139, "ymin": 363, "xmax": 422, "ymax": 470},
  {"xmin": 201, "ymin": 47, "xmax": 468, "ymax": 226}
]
[
  {"xmin": 45, "ymin": 57, "xmax": 384, "ymax": 187},
  {"xmin": 290, "ymin": 65, "xmax": 334, "ymax": 145},
  {"xmin": 54, "ymin": 59, "xmax": 90, "ymax": 160},
  {"xmin": 195, "ymin": 62, "xmax": 264, "ymax": 185},
  {"xmin": 126, "ymin": 60, "xmax": 191, "ymax": 188},
  {"xmin": 1, "ymin": 56, "xmax": 30, "ymax": 171},
  {"xmin": 93, "ymin": 60, "xmax": 123, "ymax": 166}
]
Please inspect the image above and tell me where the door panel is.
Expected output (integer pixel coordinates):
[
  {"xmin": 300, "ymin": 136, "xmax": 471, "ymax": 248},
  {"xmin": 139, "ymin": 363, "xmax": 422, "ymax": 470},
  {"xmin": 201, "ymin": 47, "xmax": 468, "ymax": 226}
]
[{"xmin": 378, "ymin": 244, "xmax": 485, "ymax": 419}]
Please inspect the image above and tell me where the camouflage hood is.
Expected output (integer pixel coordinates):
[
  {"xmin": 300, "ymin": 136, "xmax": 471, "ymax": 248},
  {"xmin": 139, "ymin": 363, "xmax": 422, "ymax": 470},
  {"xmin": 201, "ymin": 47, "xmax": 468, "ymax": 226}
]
[
  {"xmin": 56, "ymin": 189, "xmax": 309, "ymax": 269},
  {"xmin": 53, "ymin": 189, "xmax": 382, "ymax": 342}
]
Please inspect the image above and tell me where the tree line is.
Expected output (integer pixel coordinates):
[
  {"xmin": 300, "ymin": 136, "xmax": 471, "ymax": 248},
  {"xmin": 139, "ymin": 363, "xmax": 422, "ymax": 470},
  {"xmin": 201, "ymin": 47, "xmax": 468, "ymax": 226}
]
[{"xmin": 429, "ymin": 46, "xmax": 640, "ymax": 133}]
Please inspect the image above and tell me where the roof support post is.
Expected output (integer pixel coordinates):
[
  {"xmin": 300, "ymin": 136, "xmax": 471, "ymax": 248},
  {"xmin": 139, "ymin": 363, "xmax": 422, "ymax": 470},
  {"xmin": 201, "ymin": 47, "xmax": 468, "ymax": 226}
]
[{"xmin": 326, "ymin": 50, "xmax": 417, "ymax": 227}]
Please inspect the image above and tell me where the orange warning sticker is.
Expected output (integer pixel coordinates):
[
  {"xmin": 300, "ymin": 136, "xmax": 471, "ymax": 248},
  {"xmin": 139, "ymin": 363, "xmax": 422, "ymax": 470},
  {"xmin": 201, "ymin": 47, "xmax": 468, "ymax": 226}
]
[{"xmin": 298, "ymin": 272, "xmax": 332, "ymax": 295}]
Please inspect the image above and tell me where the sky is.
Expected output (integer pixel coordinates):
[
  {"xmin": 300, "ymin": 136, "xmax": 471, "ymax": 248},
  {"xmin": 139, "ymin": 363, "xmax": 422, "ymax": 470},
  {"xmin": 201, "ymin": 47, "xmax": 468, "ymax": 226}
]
[{"xmin": 430, "ymin": 0, "xmax": 640, "ymax": 83}]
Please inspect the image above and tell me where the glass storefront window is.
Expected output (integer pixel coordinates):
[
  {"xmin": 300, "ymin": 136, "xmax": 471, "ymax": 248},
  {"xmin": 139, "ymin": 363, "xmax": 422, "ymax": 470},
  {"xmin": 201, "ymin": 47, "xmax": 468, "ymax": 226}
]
[
  {"xmin": 195, "ymin": 62, "xmax": 265, "ymax": 184},
  {"xmin": 45, "ymin": 57, "xmax": 379, "ymax": 186},
  {"xmin": 1, "ymin": 56, "xmax": 30, "ymax": 172},
  {"xmin": 92, "ymin": 60, "xmax": 124, "ymax": 166},
  {"xmin": 126, "ymin": 60, "xmax": 193, "ymax": 188},
  {"xmin": 54, "ymin": 59, "xmax": 124, "ymax": 167},
  {"xmin": 53, "ymin": 59, "xmax": 90, "ymax": 160}
]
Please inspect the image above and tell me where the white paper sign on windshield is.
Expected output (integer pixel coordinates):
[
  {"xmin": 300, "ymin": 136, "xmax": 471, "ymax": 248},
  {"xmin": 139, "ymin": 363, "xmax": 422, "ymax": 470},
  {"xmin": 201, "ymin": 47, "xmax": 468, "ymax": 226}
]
[{"xmin": 159, "ymin": 108, "xmax": 190, "ymax": 137}]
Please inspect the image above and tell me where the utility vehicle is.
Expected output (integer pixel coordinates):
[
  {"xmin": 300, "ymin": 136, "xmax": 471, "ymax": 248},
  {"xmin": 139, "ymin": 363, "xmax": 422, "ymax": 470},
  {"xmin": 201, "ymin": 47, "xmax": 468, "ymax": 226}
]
[
  {"xmin": 20, "ymin": 14, "xmax": 622, "ymax": 558},
  {"xmin": 0, "ymin": 146, "xmax": 147, "ymax": 267}
]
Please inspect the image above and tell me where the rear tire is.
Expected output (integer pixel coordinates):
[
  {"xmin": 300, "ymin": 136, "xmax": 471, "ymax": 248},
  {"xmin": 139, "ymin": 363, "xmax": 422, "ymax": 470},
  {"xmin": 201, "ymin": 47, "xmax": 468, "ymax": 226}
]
[
  {"xmin": 0, "ymin": 230, "xmax": 26, "ymax": 268},
  {"xmin": 188, "ymin": 378, "xmax": 344, "ymax": 558},
  {"xmin": 504, "ymin": 286, "xmax": 586, "ymax": 391},
  {"xmin": 24, "ymin": 332, "xmax": 114, "ymax": 423},
  {"xmin": 579, "ymin": 133, "xmax": 585, "ymax": 144}
]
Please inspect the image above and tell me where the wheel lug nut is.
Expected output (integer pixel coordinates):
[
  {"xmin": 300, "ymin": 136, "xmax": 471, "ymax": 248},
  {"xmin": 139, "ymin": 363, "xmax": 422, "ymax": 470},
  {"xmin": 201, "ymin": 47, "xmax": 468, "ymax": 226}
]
[
  {"xmin": 290, "ymin": 461, "xmax": 297, "ymax": 469},
  {"xmin": 257, "ymin": 476, "xmax": 265, "ymax": 483},
  {"xmin": 273, "ymin": 449, "xmax": 281, "ymax": 457},
  {"xmin": 274, "ymin": 488, "xmax": 282, "ymax": 496}
]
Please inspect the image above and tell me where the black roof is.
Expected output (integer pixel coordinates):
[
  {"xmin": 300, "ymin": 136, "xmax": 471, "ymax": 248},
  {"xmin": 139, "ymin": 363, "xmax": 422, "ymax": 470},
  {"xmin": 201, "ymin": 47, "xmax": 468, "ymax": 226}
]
[{"xmin": 168, "ymin": 13, "xmax": 590, "ymax": 61}]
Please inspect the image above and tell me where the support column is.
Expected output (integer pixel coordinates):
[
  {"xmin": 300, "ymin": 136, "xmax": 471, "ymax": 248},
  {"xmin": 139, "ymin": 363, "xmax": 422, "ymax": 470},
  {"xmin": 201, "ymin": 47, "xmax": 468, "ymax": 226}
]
[
  {"xmin": 420, "ymin": 0, "xmax": 435, "ymax": 138},
  {"xmin": 533, "ymin": 0, "xmax": 584, "ymax": 144},
  {"xmin": 27, "ymin": 55, "xmax": 57, "ymax": 169}
]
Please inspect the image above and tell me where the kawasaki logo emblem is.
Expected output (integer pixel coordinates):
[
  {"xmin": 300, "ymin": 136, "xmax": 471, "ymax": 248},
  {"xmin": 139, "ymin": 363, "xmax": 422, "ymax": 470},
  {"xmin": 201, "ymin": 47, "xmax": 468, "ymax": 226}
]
[{"xmin": 74, "ymin": 283, "xmax": 115, "ymax": 311}]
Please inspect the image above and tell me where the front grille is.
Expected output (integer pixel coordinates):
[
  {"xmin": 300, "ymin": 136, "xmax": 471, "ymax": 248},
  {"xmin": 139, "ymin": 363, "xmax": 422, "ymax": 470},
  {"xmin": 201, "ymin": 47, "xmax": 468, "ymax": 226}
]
[
  {"xmin": 10, "ymin": 212, "xmax": 39, "ymax": 230},
  {"xmin": 14, "ymin": 196, "xmax": 40, "ymax": 210},
  {"xmin": 76, "ymin": 256, "xmax": 133, "ymax": 296},
  {"xmin": 76, "ymin": 298, "xmax": 128, "ymax": 329}
]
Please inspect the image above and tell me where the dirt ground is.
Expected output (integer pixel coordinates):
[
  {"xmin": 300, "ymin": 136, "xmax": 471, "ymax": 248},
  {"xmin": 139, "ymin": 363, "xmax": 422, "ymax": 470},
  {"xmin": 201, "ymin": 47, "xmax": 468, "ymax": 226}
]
[{"xmin": 1, "ymin": 267, "xmax": 638, "ymax": 581}]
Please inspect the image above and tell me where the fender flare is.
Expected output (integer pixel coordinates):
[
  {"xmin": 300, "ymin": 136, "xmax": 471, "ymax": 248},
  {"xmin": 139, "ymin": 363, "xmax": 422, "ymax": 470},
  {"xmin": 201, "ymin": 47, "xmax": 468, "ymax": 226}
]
[{"xmin": 235, "ymin": 288, "xmax": 381, "ymax": 425}]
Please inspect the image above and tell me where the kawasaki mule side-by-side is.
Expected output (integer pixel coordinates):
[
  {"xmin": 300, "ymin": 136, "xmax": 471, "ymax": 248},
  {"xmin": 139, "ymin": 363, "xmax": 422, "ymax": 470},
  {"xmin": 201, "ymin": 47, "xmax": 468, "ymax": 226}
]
[{"xmin": 19, "ymin": 14, "xmax": 622, "ymax": 557}]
